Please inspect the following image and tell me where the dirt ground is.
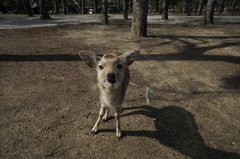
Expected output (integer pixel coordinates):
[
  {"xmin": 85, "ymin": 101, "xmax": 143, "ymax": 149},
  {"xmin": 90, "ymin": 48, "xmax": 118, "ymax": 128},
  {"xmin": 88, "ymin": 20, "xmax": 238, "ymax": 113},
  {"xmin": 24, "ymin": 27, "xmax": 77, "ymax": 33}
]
[{"xmin": 0, "ymin": 18, "xmax": 240, "ymax": 159}]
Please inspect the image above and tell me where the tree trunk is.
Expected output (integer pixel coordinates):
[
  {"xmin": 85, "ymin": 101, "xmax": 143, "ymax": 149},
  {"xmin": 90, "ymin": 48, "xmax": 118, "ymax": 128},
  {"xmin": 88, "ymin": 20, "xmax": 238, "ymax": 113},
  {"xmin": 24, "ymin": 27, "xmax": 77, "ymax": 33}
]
[
  {"xmin": 186, "ymin": 0, "xmax": 192, "ymax": 16},
  {"xmin": 39, "ymin": 0, "xmax": 51, "ymax": 19},
  {"xmin": 230, "ymin": 0, "xmax": 237, "ymax": 15},
  {"xmin": 81, "ymin": 0, "xmax": 85, "ymax": 14},
  {"xmin": 218, "ymin": 0, "xmax": 226, "ymax": 15},
  {"xmin": 162, "ymin": 0, "xmax": 169, "ymax": 20},
  {"xmin": 204, "ymin": 0, "xmax": 216, "ymax": 24},
  {"xmin": 130, "ymin": 0, "xmax": 148, "ymax": 37},
  {"xmin": 94, "ymin": 0, "xmax": 98, "ymax": 13},
  {"xmin": 198, "ymin": 0, "xmax": 204, "ymax": 15},
  {"xmin": 23, "ymin": 0, "xmax": 33, "ymax": 17},
  {"xmin": 130, "ymin": 0, "xmax": 133, "ymax": 12},
  {"xmin": 183, "ymin": 0, "xmax": 186, "ymax": 13},
  {"xmin": 61, "ymin": 0, "xmax": 67, "ymax": 14},
  {"xmin": 159, "ymin": 0, "xmax": 163, "ymax": 14},
  {"xmin": 117, "ymin": 0, "xmax": 120, "ymax": 13},
  {"xmin": 53, "ymin": 0, "xmax": 58, "ymax": 14},
  {"xmin": 226, "ymin": 0, "xmax": 232, "ymax": 14},
  {"xmin": 194, "ymin": 1, "xmax": 198, "ymax": 13},
  {"xmin": 123, "ymin": 0, "xmax": 129, "ymax": 20},
  {"xmin": 102, "ymin": 0, "xmax": 108, "ymax": 24},
  {"xmin": 155, "ymin": 0, "xmax": 159, "ymax": 13}
]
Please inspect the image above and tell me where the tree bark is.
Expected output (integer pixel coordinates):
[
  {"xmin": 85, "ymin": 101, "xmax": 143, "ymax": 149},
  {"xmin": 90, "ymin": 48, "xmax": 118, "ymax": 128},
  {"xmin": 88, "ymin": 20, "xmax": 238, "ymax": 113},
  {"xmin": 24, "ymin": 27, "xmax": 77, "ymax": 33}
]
[
  {"xmin": 94, "ymin": 0, "xmax": 98, "ymax": 13},
  {"xmin": 162, "ymin": 0, "xmax": 169, "ymax": 20},
  {"xmin": 204, "ymin": 0, "xmax": 216, "ymax": 25},
  {"xmin": 117, "ymin": 0, "xmax": 120, "ymax": 13},
  {"xmin": 102, "ymin": 0, "xmax": 108, "ymax": 24},
  {"xmin": 198, "ymin": 0, "xmax": 204, "ymax": 15},
  {"xmin": 61, "ymin": 0, "xmax": 67, "ymax": 14},
  {"xmin": 81, "ymin": 0, "xmax": 85, "ymax": 14},
  {"xmin": 23, "ymin": 0, "xmax": 33, "ymax": 17},
  {"xmin": 130, "ymin": 0, "xmax": 148, "ymax": 37},
  {"xmin": 123, "ymin": 0, "xmax": 129, "ymax": 20},
  {"xmin": 159, "ymin": 0, "xmax": 163, "ymax": 14},
  {"xmin": 53, "ymin": 0, "xmax": 58, "ymax": 14},
  {"xmin": 155, "ymin": 0, "xmax": 159, "ymax": 13},
  {"xmin": 230, "ymin": 0, "xmax": 237, "ymax": 15},
  {"xmin": 218, "ymin": 0, "xmax": 226, "ymax": 15},
  {"xmin": 39, "ymin": 0, "xmax": 51, "ymax": 19},
  {"xmin": 130, "ymin": 0, "xmax": 133, "ymax": 12},
  {"xmin": 226, "ymin": 0, "xmax": 232, "ymax": 14}
]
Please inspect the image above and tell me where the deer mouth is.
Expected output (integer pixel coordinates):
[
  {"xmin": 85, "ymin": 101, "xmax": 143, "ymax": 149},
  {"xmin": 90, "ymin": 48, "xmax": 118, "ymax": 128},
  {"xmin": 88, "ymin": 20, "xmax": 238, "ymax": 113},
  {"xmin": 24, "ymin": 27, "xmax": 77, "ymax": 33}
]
[{"xmin": 107, "ymin": 79, "xmax": 116, "ymax": 85}]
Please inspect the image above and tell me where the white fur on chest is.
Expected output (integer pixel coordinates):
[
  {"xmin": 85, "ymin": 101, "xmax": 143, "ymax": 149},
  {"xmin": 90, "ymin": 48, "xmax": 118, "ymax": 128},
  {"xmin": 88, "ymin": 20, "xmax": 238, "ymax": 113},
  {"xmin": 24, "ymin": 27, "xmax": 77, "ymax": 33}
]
[{"xmin": 100, "ymin": 88, "xmax": 122, "ymax": 107}]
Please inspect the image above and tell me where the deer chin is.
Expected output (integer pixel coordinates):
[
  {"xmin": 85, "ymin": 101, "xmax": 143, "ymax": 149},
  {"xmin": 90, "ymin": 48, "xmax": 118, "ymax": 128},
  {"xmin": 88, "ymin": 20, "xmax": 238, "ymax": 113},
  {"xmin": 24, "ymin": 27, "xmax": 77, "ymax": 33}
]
[{"xmin": 101, "ymin": 80, "xmax": 120, "ymax": 89}]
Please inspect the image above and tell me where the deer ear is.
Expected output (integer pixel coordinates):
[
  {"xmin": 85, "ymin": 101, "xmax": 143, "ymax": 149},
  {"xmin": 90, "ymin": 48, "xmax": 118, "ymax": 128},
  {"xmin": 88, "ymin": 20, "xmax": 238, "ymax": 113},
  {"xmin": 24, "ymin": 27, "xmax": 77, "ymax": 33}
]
[
  {"xmin": 122, "ymin": 49, "xmax": 140, "ymax": 66},
  {"xmin": 79, "ymin": 51, "xmax": 101, "ymax": 68}
]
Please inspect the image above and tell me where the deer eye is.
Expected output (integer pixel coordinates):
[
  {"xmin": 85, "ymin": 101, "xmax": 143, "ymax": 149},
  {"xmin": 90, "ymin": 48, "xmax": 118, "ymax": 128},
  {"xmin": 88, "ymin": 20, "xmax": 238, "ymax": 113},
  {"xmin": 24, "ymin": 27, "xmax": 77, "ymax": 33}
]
[
  {"xmin": 117, "ymin": 64, "xmax": 123, "ymax": 69},
  {"xmin": 99, "ymin": 65, "xmax": 104, "ymax": 70}
]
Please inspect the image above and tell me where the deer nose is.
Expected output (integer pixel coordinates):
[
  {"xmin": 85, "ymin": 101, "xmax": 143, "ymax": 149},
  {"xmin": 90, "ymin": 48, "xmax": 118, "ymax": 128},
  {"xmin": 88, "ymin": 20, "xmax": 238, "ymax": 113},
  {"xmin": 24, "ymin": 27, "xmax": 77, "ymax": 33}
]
[
  {"xmin": 107, "ymin": 73, "xmax": 116, "ymax": 84},
  {"xmin": 107, "ymin": 73, "xmax": 115, "ymax": 80}
]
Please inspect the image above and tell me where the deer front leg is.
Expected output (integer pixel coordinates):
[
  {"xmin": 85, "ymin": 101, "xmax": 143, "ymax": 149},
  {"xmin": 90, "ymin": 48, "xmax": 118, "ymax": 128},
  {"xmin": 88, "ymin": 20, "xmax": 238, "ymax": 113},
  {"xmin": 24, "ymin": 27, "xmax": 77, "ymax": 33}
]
[
  {"xmin": 92, "ymin": 106, "xmax": 107, "ymax": 135},
  {"xmin": 102, "ymin": 107, "xmax": 109, "ymax": 122},
  {"xmin": 115, "ymin": 108, "xmax": 122, "ymax": 139}
]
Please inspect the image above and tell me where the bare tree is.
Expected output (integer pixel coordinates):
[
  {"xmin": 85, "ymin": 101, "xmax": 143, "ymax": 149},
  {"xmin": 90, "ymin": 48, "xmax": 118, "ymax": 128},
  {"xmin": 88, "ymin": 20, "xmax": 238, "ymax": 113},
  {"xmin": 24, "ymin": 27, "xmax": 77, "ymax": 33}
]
[
  {"xmin": 162, "ymin": 0, "xmax": 169, "ymax": 20},
  {"xmin": 123, "ymin": 0, "xmax": 129, "ymax": 20},
  {"xmin": 102, "ymin": 0, "xmax": 108, "ymax": 24},
  {"xmin": 130, "ymin": 0, "xmax": 148, "ymax": 37},
  {"xmin": 204, "ymin": 0, "xmax": 216, "ymax": 24},
  {"xmin": 39, "ymin": 0, "xmax": 51, "ymax": 19}
]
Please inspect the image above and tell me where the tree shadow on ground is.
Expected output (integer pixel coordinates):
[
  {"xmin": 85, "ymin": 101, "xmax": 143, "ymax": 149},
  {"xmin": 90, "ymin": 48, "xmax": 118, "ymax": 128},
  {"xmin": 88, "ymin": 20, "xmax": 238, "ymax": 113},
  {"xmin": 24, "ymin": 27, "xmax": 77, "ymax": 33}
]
[
  {"xmin": 100, "ymin": 105, "xmax": 240, "ymax": 159},
  {"xmin": 138, "ymin": 35, "xmax": 240, "ymax": 64},
  {"xmin": 1, "ymin": 35, "xmax": 239, "ymax": 90},
  {"xmin": 1, "ymin": 35, "xmax": 239, "ymax": 64},
  {"xmin": 0, "ymin": 54, "xmax": 80, "ymax": 62},
  {"xmin": 221, "ymin": 72, "xmax": 240, "ymax": 90}
]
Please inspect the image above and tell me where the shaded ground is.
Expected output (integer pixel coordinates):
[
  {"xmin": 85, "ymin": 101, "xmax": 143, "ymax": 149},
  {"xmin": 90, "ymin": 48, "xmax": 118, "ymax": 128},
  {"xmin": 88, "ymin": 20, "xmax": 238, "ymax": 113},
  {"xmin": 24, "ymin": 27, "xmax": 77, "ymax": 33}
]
[
  {"xmin": 1, "ymin": 14, "xmax": 240, "ymax": 29},
  {"xmin": 0, "ymin": 17, "xmax": 240, "ymax": 159}
]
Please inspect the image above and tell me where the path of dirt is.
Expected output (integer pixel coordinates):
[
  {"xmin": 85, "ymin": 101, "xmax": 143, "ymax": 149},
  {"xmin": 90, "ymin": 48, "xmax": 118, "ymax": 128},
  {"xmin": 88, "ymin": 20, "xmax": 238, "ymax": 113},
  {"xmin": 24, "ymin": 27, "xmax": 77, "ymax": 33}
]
[{"xmin": 0, "ymin": 17, "xmax": 240, "ymax": 159}]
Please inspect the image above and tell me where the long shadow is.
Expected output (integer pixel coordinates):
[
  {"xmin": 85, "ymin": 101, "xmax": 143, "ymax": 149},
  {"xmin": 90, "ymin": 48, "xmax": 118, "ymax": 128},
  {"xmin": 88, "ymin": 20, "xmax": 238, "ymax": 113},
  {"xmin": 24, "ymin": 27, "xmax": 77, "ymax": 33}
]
[
  {"xmin": 0, "ymin": 54, "xmax": 81, "ymax": 62},
  {"xmin": 138, "ymin": 53, "xmax": 240, "ymax": 64},
  {"xmin": 221, "ymin": 72, "xmax": 240, "ymax": 90},
  {"xmin": 1, "ymin": 34, "xmax": 239, "ymax": 64},
  {"xmin": 138, "ymin": 35, "xmax": 240, "ymax": 64},
  {"xmin": 100, "ymin": 105, "xmax": 240, "ymax": 159}
]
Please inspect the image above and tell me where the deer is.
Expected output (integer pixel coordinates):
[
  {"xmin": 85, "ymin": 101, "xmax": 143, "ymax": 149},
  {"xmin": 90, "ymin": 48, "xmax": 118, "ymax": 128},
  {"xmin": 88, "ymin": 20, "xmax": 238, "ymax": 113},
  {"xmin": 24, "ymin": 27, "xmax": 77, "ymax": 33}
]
[{"xmin": 79, "ymin": 49, "xmax": 140, "ymax": 139}]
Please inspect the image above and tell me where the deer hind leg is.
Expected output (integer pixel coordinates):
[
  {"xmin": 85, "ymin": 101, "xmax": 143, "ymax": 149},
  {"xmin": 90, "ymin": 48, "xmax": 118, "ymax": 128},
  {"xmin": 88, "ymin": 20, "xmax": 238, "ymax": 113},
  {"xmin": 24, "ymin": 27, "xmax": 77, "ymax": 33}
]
[
  {"xmin": 102, "ymin": 107, "xmax": 109, "ymax": 122},
  {"xmin": 115, "ymin": 108, "xmax": 122, "ymax": 139},
  {"xmin": 92, "ymin": 106, "xmax": 107, "ymax": 135}
]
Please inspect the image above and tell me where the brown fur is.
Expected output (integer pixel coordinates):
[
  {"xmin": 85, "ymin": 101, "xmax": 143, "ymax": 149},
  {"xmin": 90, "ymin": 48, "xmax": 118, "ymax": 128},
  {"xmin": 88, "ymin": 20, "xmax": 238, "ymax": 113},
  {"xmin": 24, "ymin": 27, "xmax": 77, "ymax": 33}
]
[{"xmin": 79, "ymin": 49, "xmax": 139, "ymax": 139}]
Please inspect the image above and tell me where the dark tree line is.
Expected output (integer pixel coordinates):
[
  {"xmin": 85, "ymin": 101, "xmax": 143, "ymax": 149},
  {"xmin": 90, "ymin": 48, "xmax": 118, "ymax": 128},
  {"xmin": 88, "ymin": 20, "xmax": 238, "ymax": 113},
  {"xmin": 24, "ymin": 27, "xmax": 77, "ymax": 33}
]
[
  {"xmin": 150, "ymin": 0, "xmax": 240, "ymax": 16},
  {"xmin": 1, "ymin": 0, "xmax": 239, "ymax": 16},
  {"xmin": 1, "ymin": 0, "xmax": 239, "ymax": 36}
]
